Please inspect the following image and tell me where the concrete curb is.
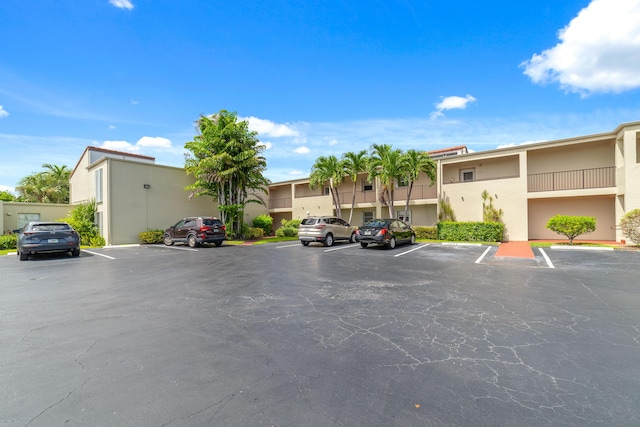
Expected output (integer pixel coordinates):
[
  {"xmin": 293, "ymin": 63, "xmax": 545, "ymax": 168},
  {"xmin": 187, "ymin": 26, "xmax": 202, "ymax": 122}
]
[{"xmin": 550, "ymin": 245, "xmax": 614, "ymax": 251}]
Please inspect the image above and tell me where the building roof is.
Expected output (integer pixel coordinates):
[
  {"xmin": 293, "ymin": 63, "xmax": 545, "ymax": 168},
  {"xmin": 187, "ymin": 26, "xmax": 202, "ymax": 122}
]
[{"xmin": 70, "ymin": 146, "xmax": 156, "ymax": 178}]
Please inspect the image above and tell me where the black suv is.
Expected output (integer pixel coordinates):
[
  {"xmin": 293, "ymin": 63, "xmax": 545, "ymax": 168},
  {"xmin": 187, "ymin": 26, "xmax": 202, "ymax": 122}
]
[{"xmin": 163, "ymin": 217, "xmax": 226, "ymax": 248}]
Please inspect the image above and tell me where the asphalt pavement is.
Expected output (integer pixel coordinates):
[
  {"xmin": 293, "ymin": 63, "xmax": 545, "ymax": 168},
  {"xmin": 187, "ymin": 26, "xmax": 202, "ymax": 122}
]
[{"xmin": 1, "ymin": 242, "xmax": 639, "ymax": 426}]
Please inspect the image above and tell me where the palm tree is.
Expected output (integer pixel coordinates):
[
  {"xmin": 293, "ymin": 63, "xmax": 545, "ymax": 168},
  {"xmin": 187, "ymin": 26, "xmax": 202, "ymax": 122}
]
[
  {"xmin": 185, "ymin": 111, "xmax": 269, "ymax": 237},
  {"xmin": 16, "ymin": 172, "xmax": 50, "ymax": 203},
  {"xmin": 341, "ymin": 150, "xmax": 369, "ymax": 224},
  {"xmin": 368, "ymin": 144, "xmax": 403, "ymax": 218},
  {"xmin": 309, "ymin": 155, "xmax": 345, "ymax": 217},
  {"xmin": 400, "ymin": 149, "xmax": 436, "ymax": 224},
  {"xmin": 42, "ymin": 164, "xmax": 71, "ymax": 204}
]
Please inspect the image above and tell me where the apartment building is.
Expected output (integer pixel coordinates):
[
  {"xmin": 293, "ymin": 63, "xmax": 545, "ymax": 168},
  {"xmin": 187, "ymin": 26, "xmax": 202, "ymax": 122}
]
[{"xmin": 269, "ymin": 121, "xmax": 640, "ymax": 243}]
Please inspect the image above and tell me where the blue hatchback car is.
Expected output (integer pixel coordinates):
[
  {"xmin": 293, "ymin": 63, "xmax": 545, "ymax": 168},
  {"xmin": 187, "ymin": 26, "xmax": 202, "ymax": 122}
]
[{"xmin": 17, "ymin": 221, "xmax": 81, "ymax": 261}]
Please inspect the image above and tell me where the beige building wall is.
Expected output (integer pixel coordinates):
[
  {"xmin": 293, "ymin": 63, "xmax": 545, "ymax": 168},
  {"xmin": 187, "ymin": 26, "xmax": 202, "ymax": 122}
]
[
  {"xmin": 1, "ymin": 202, "xmax": 72, "ymax": 234},
  {"xmin": 528, "ymin": 196, "xmax": 616, "ymax": 241},
  {"xmin": 527, "ymin": 139, "xmax": 615, "ymax": 173},
  {"xmin": 105, "ymin": 159, "xmax": 219, "ymax": 245}
]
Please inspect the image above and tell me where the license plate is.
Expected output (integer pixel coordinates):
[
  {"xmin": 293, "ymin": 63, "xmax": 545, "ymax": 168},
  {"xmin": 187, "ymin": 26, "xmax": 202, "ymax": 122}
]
[
  {"xmin": 364, "ymin": 230, "xmax": 372, "ymax": 235},
  {"xmin": 48, "ymin": 239, "xmax": 59, "ymax": 243}
]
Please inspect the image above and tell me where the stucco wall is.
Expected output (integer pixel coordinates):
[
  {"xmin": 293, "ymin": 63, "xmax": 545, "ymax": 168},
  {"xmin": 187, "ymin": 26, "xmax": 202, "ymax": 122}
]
[
  {"xmin": 528, "ymin": 196, "xmax": 616, "ymax": 241},
  {"xmin": 527, "ymin": 140, "xmax": 615, "ymax": 174},
  {"xmin": 106, "ymin": 160, "xmax": 219, "ymax": 245},
  {"xmin": 1, "ymin": 201, "xmax": 72, "ymax": 233}
]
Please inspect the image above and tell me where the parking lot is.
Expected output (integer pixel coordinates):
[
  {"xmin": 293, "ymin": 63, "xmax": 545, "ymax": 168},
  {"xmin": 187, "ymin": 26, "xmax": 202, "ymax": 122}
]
[{"xmin": 1, "ymin": 242, "xmax": 639, "ymax": 426}]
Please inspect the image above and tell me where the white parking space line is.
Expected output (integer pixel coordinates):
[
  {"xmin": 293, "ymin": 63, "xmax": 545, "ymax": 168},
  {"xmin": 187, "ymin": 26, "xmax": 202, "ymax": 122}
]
[
  {"xmin": 394, "ymin": 244, "xmax": 430, "ymax": 257},
  {"xmin": 83, "ymin": 250, "xmax": 116, "ymax": 259},
  {"xmin": 159, "ymin": 245, "xmax": 199, "ymax": 252},
  {"xmin": 324, "ymin": 244, "xmax": 360, "ymax": 252},
  {"xmin": 474, "ymin": 246, "xmax": 492, "ymax": 264},
  {"xmin": 539, "ymin": 248, "xmax": 555, "ymax": 269},
  {"xmin": 277, "ymin": 243, "xmax": 301, "ymax": 249}
]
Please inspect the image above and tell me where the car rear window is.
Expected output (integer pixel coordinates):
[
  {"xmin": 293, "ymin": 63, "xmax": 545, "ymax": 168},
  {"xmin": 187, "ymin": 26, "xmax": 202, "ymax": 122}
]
[
  {"xmin": 32, "ymin": 223, "xmax": 72, "ymax": 231},
  {"xmin": 301, "ymin": 218, "xmax": 319, "ymax": 225},
  {"xmin": 363, "ymin": 220, "xmax": 387, "ymax": 227},
  {"xmin": 203, "ymin": 219, "xmax": 223, "ymax": 226}
]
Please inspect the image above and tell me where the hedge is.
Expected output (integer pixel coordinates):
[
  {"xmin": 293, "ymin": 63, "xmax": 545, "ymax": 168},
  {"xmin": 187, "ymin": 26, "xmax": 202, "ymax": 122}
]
[
  {"xmin": 413, "ymin": 226, "xmax": 437, "ymax": 240},
  {"xmin": 437, "ymin": 221, "xmax": 504, "ymax": 242},
  {"xmin": 139, "ymin": 229, "xmax": 164, "ymax": 244}
]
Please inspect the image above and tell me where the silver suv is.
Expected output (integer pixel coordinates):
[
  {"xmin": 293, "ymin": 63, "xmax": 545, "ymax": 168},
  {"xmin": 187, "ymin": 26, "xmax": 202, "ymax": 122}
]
[{"xmin": 298, "ymin": 216, "xmax": 357, "ymax": 247}]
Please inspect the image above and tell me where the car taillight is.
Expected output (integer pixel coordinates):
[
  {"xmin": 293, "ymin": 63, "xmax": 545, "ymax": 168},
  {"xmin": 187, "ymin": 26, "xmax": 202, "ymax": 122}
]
[
  {"xmin": 315, "ymin": 224, "xmax": 326, "ymax": 230},
  {"xmin": 221, "ymin": 225, "xmax": 226, "ymax": 231},
  {"xmin": 200, "ymin": 226, "xmax": 211, "ymax": 232},
  {"xmin": 356, "ymin": 229, "xmax": 361, "ymax": 235},
  {"xmin": 377, "ymin": 228, "xmax": 387, "ymax": 236}
]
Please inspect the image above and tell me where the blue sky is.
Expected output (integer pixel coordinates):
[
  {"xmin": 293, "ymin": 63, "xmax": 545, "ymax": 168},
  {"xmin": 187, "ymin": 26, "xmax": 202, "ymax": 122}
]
[{"xmin": 2, "ymin": 0, "xmax": 640, "ymax": 193}]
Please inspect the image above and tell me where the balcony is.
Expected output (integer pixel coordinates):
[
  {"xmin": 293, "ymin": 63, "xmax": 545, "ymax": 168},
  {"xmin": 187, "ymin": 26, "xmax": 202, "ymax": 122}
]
[
  {"xmin": 268, "ymin": 197, "xmax": 292, "ymax": 209},
  {"xmin": 527, "ymin": 166, "xmax": 615, "ymax": 192}
]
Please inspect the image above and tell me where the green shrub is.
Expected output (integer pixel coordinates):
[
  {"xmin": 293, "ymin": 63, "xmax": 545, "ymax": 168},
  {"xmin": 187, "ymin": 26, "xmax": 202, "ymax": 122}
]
[
  {"xmin": 58, "ymin": 200, "xmax": 102, "ymax": 245},
  {"xmin": 620, "ymin": 208, "xmax": 640, "ymax": 244},
  {"xmin": 0, "ymin": 234, "xmax": 17, "ymax": 250},
  {"xmin": 437, "ymin": 221, "xmax": 504, "ymax": 242},
  {"xmin": 546, "ymin": 215, "xmax": 596, "ymax": 245},
  {"xmin": 252, "ymin": 214, "xmax": 273, "ymax": 236},
  {"xmin": 244, "ymin": 227, "xmax": 265, "ymax": 240},
  {"xmin": 138, "ymin": 229, "xmax": 164, "ymax": 244},
  {"xmin": 89, "ymin": 235, "xmax": 106, "ymax": 247},
  {"xmin": 274, "ymin": 218, "xmax": 300, "ymax": 237},
  {"xmin": 413, "ymin": 226, "xmax": 437, "ymax": 239}
]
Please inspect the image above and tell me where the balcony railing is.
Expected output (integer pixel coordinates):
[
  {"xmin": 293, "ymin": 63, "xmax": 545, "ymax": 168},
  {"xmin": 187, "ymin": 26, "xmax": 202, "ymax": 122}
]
[
  {"xmin": 268, "ymin": 197, "xmax": 292, "ymax": 209},
  {"xmin": 527, "ymin": 166, "xmax": 615, "ymax": 192}
]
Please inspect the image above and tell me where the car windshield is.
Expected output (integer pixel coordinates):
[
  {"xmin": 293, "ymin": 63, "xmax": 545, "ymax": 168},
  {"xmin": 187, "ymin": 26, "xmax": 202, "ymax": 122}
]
[
  {"xmin": 363, "ymin": 220, "xmax": 388, "ymax": 228},
  {"xmin": 301, "ymin": 218, "xmax": 319, "ymax": 225}
]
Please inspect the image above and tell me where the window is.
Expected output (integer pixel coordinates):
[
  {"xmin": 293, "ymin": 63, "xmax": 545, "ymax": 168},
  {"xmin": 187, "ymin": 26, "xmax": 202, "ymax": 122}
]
[
  {"xmin": 324, "ymin": 187, "xmax": 330, "ymax": 195},
  {"xmin": 362, "ymin": 181, "xmax": 373, "ymax": 191},
  {"xmin": 95, "ymin": 211, "xmax": 103, "ymax": 235},
  {"xmin": 18, "ymin": 213, "xmax": 40, "ymax": 229},
  {"xmin": 460, "ymin": 168, "xmax": 475, "ymax": 182},
  {"xmin": 363, "ymin": 211, "xmax": 374, "ymax": 223},
  {"xmin": 397, "ymin": 210, "xmax": 411, "ymax": 223},
  {"xmin": 95, "ymin": 169, "xmax": 103, "ymax": 202},
  {"xmin": 397, "ymin": 177, "xmax": 408, "ymax": 187}
]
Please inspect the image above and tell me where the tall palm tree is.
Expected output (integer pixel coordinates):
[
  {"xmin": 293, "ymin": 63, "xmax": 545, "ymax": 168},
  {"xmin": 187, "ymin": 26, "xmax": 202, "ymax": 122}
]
[
  {"xmin": 185, "ymin": 111, "xmax": 269, "ymax": 236},
  {"xmin": 400, "ymin": 149, "xmax": 436, "ymax": 224},
  {"xmin": 341, "ymin": 150, "xmax": 369, "ymax": 224},
  {"xmin": 368, "ymin": 144, "xmax": 403, "ymax": 218},
  {"xmin": 309, "ymin": 155, "xmax": 345, "ymax": 217}
]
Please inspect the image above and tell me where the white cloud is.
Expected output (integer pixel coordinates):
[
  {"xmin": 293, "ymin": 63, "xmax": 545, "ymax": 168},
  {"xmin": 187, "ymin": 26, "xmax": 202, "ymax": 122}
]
[
  {"xmin": 0, "ymin": 184, "xmax": 15, "ymax": 194},
  {"xmin": 259, "ymin": 141, "xmax": 273, "ymax": 150},
  {"xmin": 430, "ymin": 95, "xmax": 477, "ymax": 119},
  {"xmin": 293, "ymin": 146, "xmax": 310, "ymax": 154},
  {"xmin": 109, "ymin": 0, "xmax": 134, "ymax": 10},
  {"xmin": 101, "ymin": 140, "xmax": 139, "ymax": 152},
  {"xmin": 521, "ymin": 0, "xmax": 640, "ymax": 94},
  {"xmin": 0, "ymin": 105, "xmax": 8, "ymax": 118},
  {"xmin": 289, "ymin": 170, "xmax": 304, "ymax": 176},
  {"xmin": 242, "ymin": 116, "xmax": 300, "ymax": 137},
  {"xmin": 495, "ymin": 140, "xmax": 547, "ymax": 149},
  {"xmin": 100, "ymin": 136, "xmax": 173, "ymax": 154},
  {"xmin": 136, "ymin": 136, "xmax": 172, "ymax": 149}
]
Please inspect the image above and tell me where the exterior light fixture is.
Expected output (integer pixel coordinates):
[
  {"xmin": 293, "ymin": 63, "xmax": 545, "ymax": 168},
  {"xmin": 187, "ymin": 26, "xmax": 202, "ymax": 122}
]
[{"xmin": 143, "ymin": 184, "xmax": 151, "ymax": 189}]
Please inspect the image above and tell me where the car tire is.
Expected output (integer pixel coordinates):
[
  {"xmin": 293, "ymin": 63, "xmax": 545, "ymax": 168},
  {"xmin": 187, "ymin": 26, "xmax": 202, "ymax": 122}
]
[
  {"xmin": 324, "ymin": 233, "xmax": 334, "ymax": 247},
  {"xmin": 387, "ymin": 236, "xmax": 396, "ymax": 249},
  {"xmin": 360, "ymin": 242, "xmax": 368, "ymax": 248},
  {"xmin": 72, "ymin": 249, "xmax": 80, "ymax": 257},
  {"xmin": 163, "ymin": 234, "xmax": 174, "ymax": 246},
  {"xmin": 215, "ymin": 241, "xmax": 223, "ymax": 247},
  {"xmin": 410, "ymin": 234, "xmax": 416, "ymax": 245},
  {"xmin": 349, "ymin": 232, "xmax": 356, "ymax": 243},
  {"xmin": 19, "ymin": 251, "xmax": 28, "ymax": 261},
  {"xmin": 301, "ymin": 241, "xmax": 310, "ymax": 246},
  {"xmin": 187, "ymin": 234, "xmax": 198, "ymax": 248}
]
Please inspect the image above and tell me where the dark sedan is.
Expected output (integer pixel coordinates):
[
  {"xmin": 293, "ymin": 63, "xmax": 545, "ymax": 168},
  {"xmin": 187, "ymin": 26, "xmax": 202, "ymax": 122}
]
[
  {"xmin": 356, "ymin": 218, "xmax": 416, "ymax": 249},
  {"xmin": 17, "ymin": 221, "xmax": 81, "ymax": 261}
]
